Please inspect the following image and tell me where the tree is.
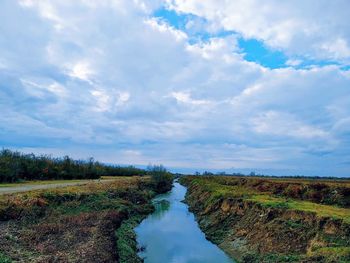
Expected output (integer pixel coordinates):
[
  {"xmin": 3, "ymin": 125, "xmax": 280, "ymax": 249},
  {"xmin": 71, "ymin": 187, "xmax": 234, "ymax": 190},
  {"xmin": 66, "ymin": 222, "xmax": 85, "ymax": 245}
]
[{"xmin": 147, "ymin": 164, "xmax": 173, "ymax": 193}]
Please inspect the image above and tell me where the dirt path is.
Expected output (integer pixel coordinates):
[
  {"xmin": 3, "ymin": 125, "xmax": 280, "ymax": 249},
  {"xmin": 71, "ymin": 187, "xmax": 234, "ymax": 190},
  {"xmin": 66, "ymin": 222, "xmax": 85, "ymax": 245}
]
[{"xmin": 0, "ymin": 179, "xmax": 112, "ymax": 195}]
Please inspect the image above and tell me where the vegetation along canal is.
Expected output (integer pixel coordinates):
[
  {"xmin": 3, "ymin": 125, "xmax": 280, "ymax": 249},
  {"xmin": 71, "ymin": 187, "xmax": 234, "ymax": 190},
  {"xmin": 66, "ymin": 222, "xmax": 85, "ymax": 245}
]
[{"xmin": 135, "ymin": 181, "xmax": 234, "ymax": 263}]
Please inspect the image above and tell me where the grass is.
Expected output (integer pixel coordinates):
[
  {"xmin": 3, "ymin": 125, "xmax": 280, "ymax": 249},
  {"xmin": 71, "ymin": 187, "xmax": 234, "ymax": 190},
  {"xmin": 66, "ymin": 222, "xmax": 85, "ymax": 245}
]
[
  {"xmin": 181, "ymin": 176, "xmax": 350, "ymax": 263},
  {"xmin": 0, "ymin": 253, "xmax": 12, "ymax": 263},
  {"xmin": 50, "ymin": 193, "xmax": 126, "ymax": 216},
  {"xmin": 285, "ymin": 219, "xmax": 303, "ymax": 229},
  {"xmin": 247, "ymin": 195, "xmax": 350, "ymax": 223},
  {"xmin": 309, "ymin": 246, "xmax": 350, "ymax": 262},
  {"xmin": 248, "ymin": 195, "xmax": 291, "ymax": 209},
  {"xmin": 0, "ymin": 176, "xmax": 156, "ymax": 262},
  {"xmin": 0, "ymin": 176, "xmax": 141, "ymax": 198},
  {"xmin": 0, "ymin": 179, "xmax": 95, "ymax": 187},
  {"xmin": 312, "ymin": 246, "xmax": 350, "ymax": 255},
  {"xmin": 256, "ymin": 176, "xmax": 350, "ymax": 188},
  {"xmin": 242, "ymin": 249, "xmax": 350, "ymax": 263},
  {"xmin": 0, "ymin": 177, "xmax": 122, "ymax": 188},
  {"xmin": 116, "ymin": 215, "xmax": 147, "ymax": 263},
  {"xmin": 185, "ymin": 176, "xmax": 350, "ymax": 223},
  {"xmin": 266, "ymin": 254, "xmax": 302, "ymax": 262},
  {"xmin": 0, "ymin": 176, "xmax": 153, "ymax": 223}
]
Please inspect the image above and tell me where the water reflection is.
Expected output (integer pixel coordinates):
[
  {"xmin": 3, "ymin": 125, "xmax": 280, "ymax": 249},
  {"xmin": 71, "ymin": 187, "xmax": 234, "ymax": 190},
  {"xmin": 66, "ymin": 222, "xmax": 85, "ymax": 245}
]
[
  {"xmin": 135, "ymin": 182, "xmax": 234, "ymax": 263},
  {"xmin": 152, "ymin": 199, "xmax": 170, "ymax": 219}
]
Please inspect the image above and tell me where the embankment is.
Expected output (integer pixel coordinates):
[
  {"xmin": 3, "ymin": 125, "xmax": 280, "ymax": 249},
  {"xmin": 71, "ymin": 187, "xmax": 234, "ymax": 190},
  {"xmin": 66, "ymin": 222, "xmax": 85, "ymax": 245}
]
[
  {"xmin": 0, "ymin": 177, "xmax": 156, "ymax": 263},
  {"xmin": 180, "ymin": 176, "xmax": 350, "ymax": 263}
]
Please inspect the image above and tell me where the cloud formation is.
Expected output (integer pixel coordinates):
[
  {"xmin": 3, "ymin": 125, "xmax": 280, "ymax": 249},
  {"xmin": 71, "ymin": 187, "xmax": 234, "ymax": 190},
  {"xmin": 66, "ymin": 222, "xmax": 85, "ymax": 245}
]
[
  {"xmin": 168, "ymin": 0, "xmax": 350, "ymax": 64},
  {"xmin": 0, "ymin": 0, "xmax": 349, "ymax": 176}
]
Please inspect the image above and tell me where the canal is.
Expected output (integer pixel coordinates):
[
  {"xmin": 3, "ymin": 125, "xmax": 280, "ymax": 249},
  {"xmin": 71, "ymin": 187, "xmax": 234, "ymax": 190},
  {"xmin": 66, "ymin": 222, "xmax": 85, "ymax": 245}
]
[{"xmin": 135, "ymin": 181, "xmax": 234, "ymax": 263}]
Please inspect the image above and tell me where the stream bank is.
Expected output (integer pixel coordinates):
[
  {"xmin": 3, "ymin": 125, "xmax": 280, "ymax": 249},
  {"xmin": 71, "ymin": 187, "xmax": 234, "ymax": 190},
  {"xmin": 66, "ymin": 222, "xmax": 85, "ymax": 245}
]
[
  {"xmin": 0, "ymin": 177, "xmax": 156, "ymax": 262},
  {"xmin": 180, "ymin": 176, "xmax": 350, "ymax": 263}
]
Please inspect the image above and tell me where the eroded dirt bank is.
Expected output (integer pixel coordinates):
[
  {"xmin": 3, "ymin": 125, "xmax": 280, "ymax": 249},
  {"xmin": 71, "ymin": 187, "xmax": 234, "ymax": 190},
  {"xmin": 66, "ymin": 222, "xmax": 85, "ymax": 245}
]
[
  {"xmin": 180, "ymin": 176, "xmax": 350, "ymax": 263},
  {"xmin": 0, "ymin": 177, "xmax": 155, "ymax": 263}
]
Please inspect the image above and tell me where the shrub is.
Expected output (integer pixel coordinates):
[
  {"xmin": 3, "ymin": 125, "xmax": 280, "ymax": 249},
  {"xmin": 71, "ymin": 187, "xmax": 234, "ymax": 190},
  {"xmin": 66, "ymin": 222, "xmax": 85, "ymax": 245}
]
[
  {"xmin": 283, "ymin": 184, "xmax": 304, "ymax": 199},
  {"xmin": 147, "ymin": 165, "xmax": 173, "ymax": 193}
]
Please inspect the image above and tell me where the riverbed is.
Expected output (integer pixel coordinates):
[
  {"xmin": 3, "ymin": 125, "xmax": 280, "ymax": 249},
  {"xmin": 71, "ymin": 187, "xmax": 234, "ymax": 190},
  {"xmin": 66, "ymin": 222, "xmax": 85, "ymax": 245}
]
[{"xmin": 135, "ymin": 181, "xmax": 234, "ymax": 263}]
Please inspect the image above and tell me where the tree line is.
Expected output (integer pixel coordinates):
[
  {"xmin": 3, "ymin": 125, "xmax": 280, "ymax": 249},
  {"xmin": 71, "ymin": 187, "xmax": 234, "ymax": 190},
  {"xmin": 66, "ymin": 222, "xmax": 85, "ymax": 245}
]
[{"xmin": 0, "ymin": 149, "xmax": 147, "ymax": 183}]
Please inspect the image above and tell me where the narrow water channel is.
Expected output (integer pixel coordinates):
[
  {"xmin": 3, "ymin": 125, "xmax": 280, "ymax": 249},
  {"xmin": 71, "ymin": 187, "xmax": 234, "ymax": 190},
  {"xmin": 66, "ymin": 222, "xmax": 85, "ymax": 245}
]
[{"xmin": 135, "ymin": 181, "xmax": 234, "ymax": 263}]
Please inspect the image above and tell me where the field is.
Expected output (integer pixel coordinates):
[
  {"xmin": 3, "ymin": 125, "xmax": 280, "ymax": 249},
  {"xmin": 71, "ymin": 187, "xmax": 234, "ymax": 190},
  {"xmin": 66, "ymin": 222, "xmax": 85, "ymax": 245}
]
[
  {"xmin": 0, "ymin": 176, "xmax": 156, "ymax": 263},
  {"xmin": 0, "ymin": 179, "xmax": 94, "ymax": 188},
  {"xmin": 180, "ymin": 176, "xmax": 350, "ymax": 262},
  {"xmin": 1, "ymin": 173, "xmax": 349, "ymax": 262},
  {"xmin": 189, "ymin": 176, "xmax": 350, "ymax": 221}
]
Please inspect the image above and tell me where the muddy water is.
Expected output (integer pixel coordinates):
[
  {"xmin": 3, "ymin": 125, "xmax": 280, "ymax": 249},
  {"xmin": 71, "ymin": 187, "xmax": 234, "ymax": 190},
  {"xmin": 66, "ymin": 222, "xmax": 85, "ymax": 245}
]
[{"xmin": 135, "ymin": 181, "xmax": 234, "ymax": 263}]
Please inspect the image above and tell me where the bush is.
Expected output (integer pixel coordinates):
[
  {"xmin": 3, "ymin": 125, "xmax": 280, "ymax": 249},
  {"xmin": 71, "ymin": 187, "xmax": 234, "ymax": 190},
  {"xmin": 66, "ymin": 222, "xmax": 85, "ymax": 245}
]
[
  {"xmin": 147, "ymin": 165, "xmax": 173, "ymax": 193},
  {"xmin": 283, "ymin": 184, "xmax": 304, "ymax": 199}
]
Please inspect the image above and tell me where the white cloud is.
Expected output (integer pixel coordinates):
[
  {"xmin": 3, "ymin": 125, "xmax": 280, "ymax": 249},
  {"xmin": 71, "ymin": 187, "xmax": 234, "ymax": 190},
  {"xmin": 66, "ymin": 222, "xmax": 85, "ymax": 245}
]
[
  {"xmin": 252, "ymin": 111, "xmax": 330, "ymax": 140},
  {"xmin": 145, "ymin": 17, "xmax": 187, "ymax": 42},
  {"xmin": 69, "ymin": 61, "xmax": 94, "ymax": 82},
  {"xmin": 186, "ymin": 36, "xmax": 240, "ymax": 61},
  {"xmin": 168, "ymin": 0, "xmax": 350, "ymax": 64},
  {"xmin": 171, "ymin": 91, "xmax": 209, "ymax": 105},
  {"xmin": 285, "ymin": 59, "xmax": 302, "ymax": 67},
  {"xmin": 20, "ymin": 78, "xmax": 68, "ymax": 98},
  {"xmin": 0, "ymin": 0, "xmax": 349, "ymax": 176},
  {"xmin": 90, "ymin": 89, "xmax": 130, "ymax": 112}
]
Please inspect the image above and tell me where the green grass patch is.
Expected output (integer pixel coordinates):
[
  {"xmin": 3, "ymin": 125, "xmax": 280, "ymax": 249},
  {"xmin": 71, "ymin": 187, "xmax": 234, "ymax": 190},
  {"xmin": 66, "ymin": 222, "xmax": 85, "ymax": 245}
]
[
  {"xmin": 310, "ymin": 246, "xmax": 350, "ymax": 262},
  {"xmin": 287, "ymin": 199, "xmax": 350, "ymax": 223},
  {"xmin": 0, "ymin": 252, "xmax": 12, "ymax": 263},
  {"xmin": 50, "ymin": 194, "xmax": 128, "ymax": 216},
  {"xmin": 261, "ymin": 253, "xmax": 302, "ymax": 262},
  {"xmin": 326, "ymin": 235, "xmax": 349, "ymax": 247},
  {"xmin": 242, "ymin": 252, "xmax": 303, "ymax": 263},
  {"xmin": 248, "ymin": 195, "xmax": 291, "ymax": 209},
  {"xmin": 247, "ymin": 195, "xmax": 350, "ymax": 223},
  {"xmin": 285, "ymin": 219, "xmax": 304, "ymax": 229},
  {"xmin": 116, "ymin": 215, "xmax": 145, "ymax": 263},
  {"xmin": 313, "ymin": 246, "xmax": 350, "ymax": 256}
]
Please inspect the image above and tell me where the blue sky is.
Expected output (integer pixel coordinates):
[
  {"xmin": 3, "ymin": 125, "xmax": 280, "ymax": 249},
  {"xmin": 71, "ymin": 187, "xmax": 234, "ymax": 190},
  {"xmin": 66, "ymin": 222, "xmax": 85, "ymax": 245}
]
[
  {"xmin": 1, "ymin": 0, "xmax": 350, "ymax": 176},
  {"xmin": 154, "ymin": 7, "xmax": 289, "ymax": 69}
]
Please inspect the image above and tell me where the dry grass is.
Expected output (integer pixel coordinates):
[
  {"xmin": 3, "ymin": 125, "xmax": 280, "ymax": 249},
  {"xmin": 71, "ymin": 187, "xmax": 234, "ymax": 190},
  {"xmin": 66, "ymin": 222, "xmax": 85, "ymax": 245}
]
[
  {"xmin": 250, "ymin": 176, "xmax": 350, "ymax": 187},
  {"xmin": 0, "ymin": 176, "xmax": 143, "ymax": 199},
  {"xmin": 0, "ymin": 176, "xmax": 154, "ymax": 262},
  {"xmin": 0, "ymin": 179, "xmax": 91, "ymax": 188},
  {"xmin": 185, "ymin": 176, "xmax": 350, "ymax": 223}
]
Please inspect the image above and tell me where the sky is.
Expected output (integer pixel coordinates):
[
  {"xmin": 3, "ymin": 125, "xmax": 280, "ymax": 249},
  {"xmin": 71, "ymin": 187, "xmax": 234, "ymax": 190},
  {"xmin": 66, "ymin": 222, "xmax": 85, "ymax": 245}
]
[{"xmin": 0, "ymin": 0, "xmax": 350, "ymax": 176}]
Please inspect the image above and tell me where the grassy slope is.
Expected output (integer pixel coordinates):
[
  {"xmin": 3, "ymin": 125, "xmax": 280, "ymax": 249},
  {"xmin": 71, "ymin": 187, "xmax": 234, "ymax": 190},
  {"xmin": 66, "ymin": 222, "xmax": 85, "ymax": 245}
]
[
  {"xmin": 181, "ymin": 176, "xmax": 350, "ymax": 262},
  {"xmin": 0, "ymin": 176, "xmax": 155, "ymax": 262},
  {"xmin": 248, "ymin": 195, "xmax": 350, "ymax": 223},
  {"xmin": 192, "ymin": 177, "xmax": 350, "ymax": 223}
]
